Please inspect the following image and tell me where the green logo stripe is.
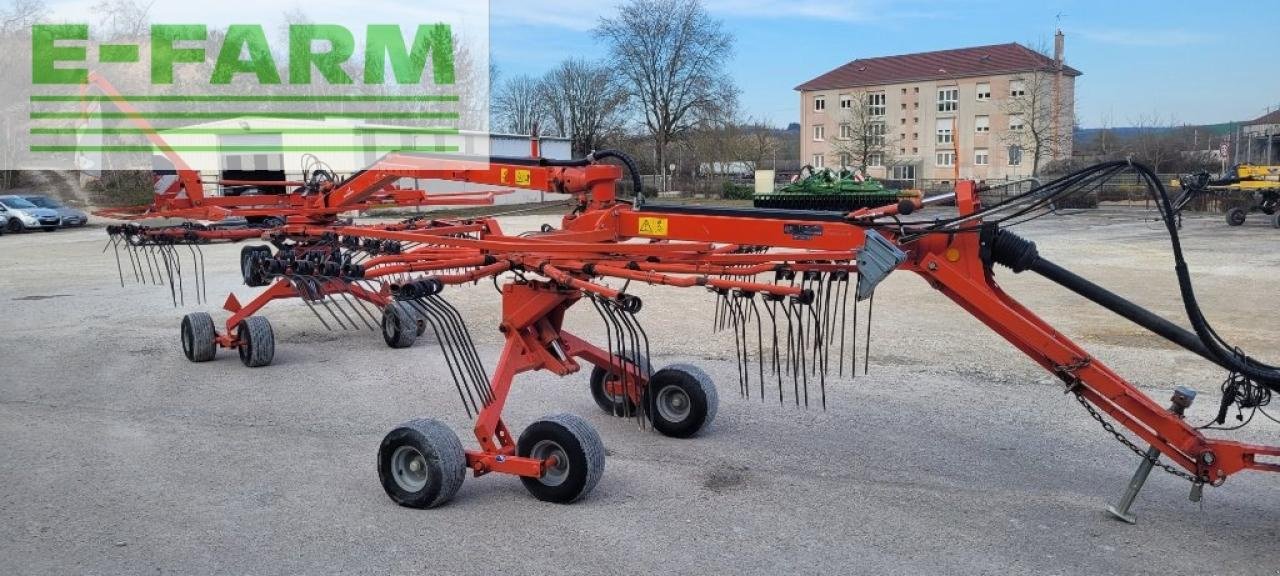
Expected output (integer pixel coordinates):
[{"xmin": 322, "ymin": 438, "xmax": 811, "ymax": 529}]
[
  {"xmin": 30, "ymin": 145, "xmax": 461, "ymax": 153},
  {"xmin": 31, "ymin": 94, "xmax": 459, "ymax": 102},
  {"xmin": 31, "ymin": 112, "xmax": 459, "ymax": 120},
  {"xmin": 30, "ymin": 127, "xmax": 460, "ymax": 135}
]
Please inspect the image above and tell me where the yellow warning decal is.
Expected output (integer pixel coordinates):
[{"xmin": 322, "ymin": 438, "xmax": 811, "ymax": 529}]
[
  {"xmin": 500, "ymin": 168, "xmax": 509, "ymax": 184},
  {"xmin": 514, "ymin": 169, "xmax": 531, "ymax": 186},
  {"xmin": 637, "ymin": 217, "xmax": 669, "ymax": 237}
]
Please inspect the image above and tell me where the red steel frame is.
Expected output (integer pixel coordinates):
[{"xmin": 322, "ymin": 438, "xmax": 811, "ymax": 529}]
[{"xmin": 366, "ymin": 175, "xmax": 1280, "ymax": 485}]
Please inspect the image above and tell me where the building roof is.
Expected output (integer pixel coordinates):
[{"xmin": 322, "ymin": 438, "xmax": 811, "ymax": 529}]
[
  {"xmin": 795, "ymin": 43, "xmax": 1082, "ymax": 92},
  {"xmin": 1247, "ymin": 109, "xmax": 1280, "ymax": 126}
]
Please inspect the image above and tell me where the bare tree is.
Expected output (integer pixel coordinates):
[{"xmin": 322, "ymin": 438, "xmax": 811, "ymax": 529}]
[
  {"xmin": 1000, "ymin": 65, "xmax": 1074, "ymax": 176},
  {"xmin": 829, "ymin": 90, "xmax": 897, "ymax": 171},
  {"xmin": 92, "ymin": 0, "xmax": 152, "ymax": 39},
  {"xmin": 538, "ymin": 59, "xmax": 627, "ymax": 157},
  {"xmin": 596, "ymin": 0, "xmax": 734, "ymax": 191},
  {"xmin": 493, "ymin": 74, "xmax": 544, "ymax": 135}
]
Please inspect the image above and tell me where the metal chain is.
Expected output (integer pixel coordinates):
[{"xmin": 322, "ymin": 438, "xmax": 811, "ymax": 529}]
[{"xmin": 1071, "ymin": 391, "xmax": 1204, "ymax": 485}]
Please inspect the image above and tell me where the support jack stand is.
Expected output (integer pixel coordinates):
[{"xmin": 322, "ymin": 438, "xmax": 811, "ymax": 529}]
[{"xmin": 1105, "ymin": 387, "xmax": 1197, "ymax": 524}]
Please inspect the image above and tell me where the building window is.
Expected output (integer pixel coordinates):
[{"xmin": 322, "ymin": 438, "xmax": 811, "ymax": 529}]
[
  {"xmin": 975, "ymin": 115, "xmax": 990, "ymax": 133},
  {"xmin": 900, "ymin": 103, "xmax": 907, "ymax": 110},
  {"xmin": 912, "ymin": 147, "xmax": 918, "ymax": 154},
  {"xmin": 976, "ymin": 82, "xmax": 991, "ymax": 101},
  {"xmin": 870, "ymin": 122, "xmax": 886, "ymax": 146},
  {"xmin": 814, "ymin": 96, "xmax": 826, "ymax": 111},
  {"xmin": 813, "ymin": 124, "xmax": 825, "ymax": 141},
  {"xmin": 936, "ymin": 150, "xmax": 955, "ymax": 167},
  {"xmin": 812, "ymin": 153, "xmax": 825, "ymax": 168},
  {"xmin": 1010, "ymin": 80, "xmax": 1025, "ymax": 98},
  {"xmin": 913, "ymin": 87, "xmax": 919, "ymax": 93},
  {"xmin": 1008, "ymin": 146, "xmax": 1022, "ymax": 166},
  {"xmin": 913, "ymin": 102, "xmax": 919, "ymax": 110},
  {"xmin": 839, "ymin": 123, "xmax": 853, "ymax": 140},
  {"xmin": 1009, "ymin": 114, "xmax": 1025, "ymax": 131},
  {"xmin": 913, "ymin": 116, "xmax": 918, "ymax": 123},
  {"xmin": 975, "ymin": 148, "xmax": 989, "ymax": 165},
  {"xmin": 839, "ymin": 153, "xmax": 851, "ymax": 167},
  {"xmin": 900, "ymin": 118, "xmax": 906, "ymax": 125},
  {"xmin": 935, "ymin": 119, "xmax": 953, "ymax": 145},
  {"xmin": 898, "ymin": 133, "xmax": 905, "ymax": 140},
  {"xmin": 912, "ymin": 132, "xmax": 918, "ymax": 140},
  {"xmin": 899, "ymin": 148, "xmax": 906, "ymax": 155},
  {"xmin": 901, "ymin": 88, "xmax": 907, "ymax": 94},
  {"xmin": 868, "ymin": 152, "xmax": 884, "ymax": 167},
  {"xmin": 839, "ymin": 94, "xmax": 852, "ymax": 109},
  {"xmin": 892, "ymin": 164, "xmax": 916, "ymax": 181},
  {"xmin": 867, "ymin": 92, "xmax": 886, "ymax": 117},
  {"xmin": 937, "ymin": 88, "xmax": 958, "ymax": 112}
]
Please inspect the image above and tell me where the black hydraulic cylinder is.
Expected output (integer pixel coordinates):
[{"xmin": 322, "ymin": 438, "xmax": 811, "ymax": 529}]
[
  {"xmin": 1028, "ymin": 258, "xmax": 1215, "ymax": 364},
  {"xmin": 987, "ymin": 227, "xmax": 1217, "ymax": 365}
]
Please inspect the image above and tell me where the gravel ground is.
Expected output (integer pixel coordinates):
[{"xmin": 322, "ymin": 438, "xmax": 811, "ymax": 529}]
[{"xmin": 1, "ymin": 208, "xmax": 1279, "ymax": 575}]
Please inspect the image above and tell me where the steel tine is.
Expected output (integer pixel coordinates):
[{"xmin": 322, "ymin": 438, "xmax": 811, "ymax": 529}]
[
  {"xmin": 750, "ymin": 296, "xmax": 765, "ymax": 401},
  {"xmin": 850, "ymin": 269, "xmax": 860, "ymax": 380},
  {"xmin": 808, "ymin": 303, "xmax": 827, "ymax": 410},
  {"xmin": 764, "ymin": 298, "xmax": 783, "ymax": 404},
  {"xmin": 590, "ymin": 295, "xmax": 623, "ymax": 417},
  {"xmin": 409, "ymin": 297, "xmax": 479, "ymax": 415},
  {"xmin": 837, "ymin": 270, "xmax": 850, "ymax": 378},
  {"xmin": 309, "ymin": 278, "xmax": 350, "ymax": 330},
  {"xmin": 425, "ymin": 295, "xmax": 492, "ymax": 404},
  {"xmin": 336, "ymin": 290, "xmax": 376, "ymax": 330},
  {"xmin": 432, "ymin": 294, "xmax": 493, "ymax": 406},
  {"xmin": 864, "ymin": 290, "xmax": 875, "ymax": 376},
  {"xmin": 111, "ymin": 239, "xmax": 126, "ymax": 287},
  {"xmin": 614, "ymin": 301, "xmax": 649, "ymax": 427},
  {"xmin": 782, "ymin": 300, "xmax": 798, "ymax": 406},
  {"xmin": 185, "ymin": 244, "xmax": 202, "ymax": 305},
  {"xmin": 407, "ymin": 298, "xmax": 475, "ymax": 418},
  {"xmin": 599, "ymin": 300, "xmax": 632, "ymax": 419}
]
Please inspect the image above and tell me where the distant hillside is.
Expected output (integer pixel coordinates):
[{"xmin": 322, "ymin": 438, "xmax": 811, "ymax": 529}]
[{"xmin": 1075, "ymin": 123, "xmax": 1237, "ymax": 148}]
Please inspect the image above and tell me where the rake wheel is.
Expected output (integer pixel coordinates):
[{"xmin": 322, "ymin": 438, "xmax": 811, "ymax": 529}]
[
  {"xmin": 381, "ymin": 302, "xmax": 418, "ymax": 349},
  {"xmin": 589, "ymin": 352, "xmax": 649, "ymax": 416},
  {"xmin": 517, "ymin": 413, "xmax": 605, "ymax": 503},
  {"xmin": 236, "ymin": 316, "xmax": 275, "ymax": 368},
  {"xmin": 644, "ymin": 364, "xmax": 718, "ymax": 438},
  {"xmin": 180, "ymin": 312, "xmax": 217, "ymax": 362},
  {"xmin": 240, "ymin": 245, "xmax": 272, "ymax": 287},
  {"xmin": 1226, "ymin": 207, "xmax": 1247, "ymax": 226},
  {"xmin": 377, "ymin": 418, "xmax": 467, "ymax": 509}
]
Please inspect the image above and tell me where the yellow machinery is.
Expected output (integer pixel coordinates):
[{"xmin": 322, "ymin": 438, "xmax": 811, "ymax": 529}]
[{"xmin": 1213, "ymin": 164, "xmax": 1280, "ymax": 227}]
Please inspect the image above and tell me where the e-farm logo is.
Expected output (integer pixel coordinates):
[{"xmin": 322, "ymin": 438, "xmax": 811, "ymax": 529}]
[
  {"xmin": 31, "ymin": 24, "xmax": 456, "ymax": 86},
  {"xmin": 22, "ymin": 22, "xmax": 473, "ymax": 164}
]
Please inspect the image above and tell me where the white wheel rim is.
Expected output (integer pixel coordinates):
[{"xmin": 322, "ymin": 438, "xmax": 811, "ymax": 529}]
[
  {"xmin": 530, "ymin": 440, "xmax": 570, "ymax": 486},
  {"xmin": 391, "ymin": 445, "xmax": 430, "ymax": 492},
  {"xmin": 656, "ymin": 385, "xmax": 691, "ymax": 423}
]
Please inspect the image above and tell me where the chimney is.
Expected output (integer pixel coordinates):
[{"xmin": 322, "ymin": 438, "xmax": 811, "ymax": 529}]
[{"xmin": 1054, "ymin": 29, "xmax": 1064, "ymax": 69}]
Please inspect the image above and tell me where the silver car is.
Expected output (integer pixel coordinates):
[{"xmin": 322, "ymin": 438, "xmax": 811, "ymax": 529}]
[
  {"xmin": 23, "ymin": 195, "xmax": 88, "ymax": 227},
  {"xmin": 0, "ymin": 195, "xmax": 61, "ymax": 232}
]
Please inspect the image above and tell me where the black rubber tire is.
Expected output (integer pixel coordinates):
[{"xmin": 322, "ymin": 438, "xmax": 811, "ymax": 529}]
[
  {"xmin": 381, "ymin": 302, "xmax": 418, "ymax": 349},
  {"xmin": 240, "ymin": 245, "xmax": 272, "ymax": 287},
  {"xmin": 377, "ymin": 418, "xmax": 467, "ymax": 509},
  {"xmin": 1272, "ymin": 212, "xmax": 1280, "ymax": 229},
  {"xmin": 6, "ymin": 219, "xmax": 24, "ymax": 233},
  {"xmin": 1226, "ymin": 207, "xmax": 1247, "ymax": 226},
  {"xmin": 236, "ymin": 316, "xmax": 275, "ymax": 367},
  {"xmin": 517, "ymin": 413, "xmax": 605, "ymax": 503},
  {"xmin": 261, "ymin": 216, "xmax": 285, "ymax": 228},
  {"xmin": 589, "ymin": 353, "xmax": 650, "ymax": 416},
  {"xmin": 644, "ymin": 363, "xmax": 718, "ymax": 438},
  {"xmin": 180, "ymin": 312, "xmax": 217, "ymax": 362}
]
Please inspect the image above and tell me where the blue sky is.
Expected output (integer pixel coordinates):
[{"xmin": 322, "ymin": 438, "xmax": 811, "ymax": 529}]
[{"xmin": 491, "ymin": 0, "xmax": 1280, "ymax": 128}]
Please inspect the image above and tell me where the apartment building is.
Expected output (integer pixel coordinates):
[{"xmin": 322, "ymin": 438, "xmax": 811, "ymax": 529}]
[{"xmin": 796, "ymin": 36, "xmax": 1080, "ymax": 184}]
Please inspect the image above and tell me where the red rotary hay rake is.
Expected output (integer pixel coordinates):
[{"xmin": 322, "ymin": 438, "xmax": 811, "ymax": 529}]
[{"xmin": 108, "ymin": 149, "xmax": 1280, "ymax": 520}]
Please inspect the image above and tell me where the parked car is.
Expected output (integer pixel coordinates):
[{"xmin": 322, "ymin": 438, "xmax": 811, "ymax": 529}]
[
  {"xmin": 22, "ymin": 195, "xmax": 88, "ymax": 227},
  {"xmin": 0, "ymin": 195, "xmax": 61, "ymax": 232},
  {"xmin": 0, "ymin": 210, "xmax": 9, "ymax": 236}
]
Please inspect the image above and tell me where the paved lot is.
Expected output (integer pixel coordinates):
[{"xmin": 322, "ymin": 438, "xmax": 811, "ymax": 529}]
[{"xmin": 1, "ymin": 208, "xmax": 1279, "ymax": 575}]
